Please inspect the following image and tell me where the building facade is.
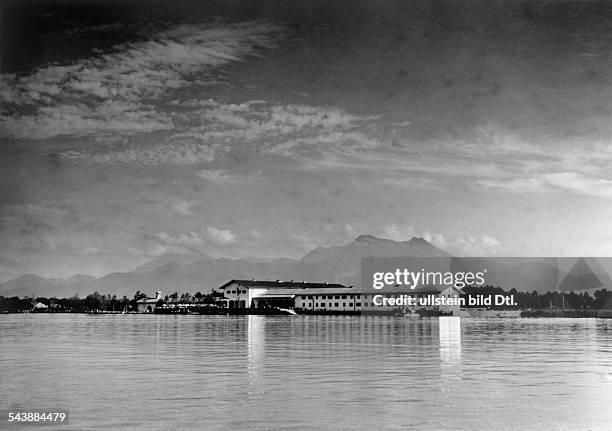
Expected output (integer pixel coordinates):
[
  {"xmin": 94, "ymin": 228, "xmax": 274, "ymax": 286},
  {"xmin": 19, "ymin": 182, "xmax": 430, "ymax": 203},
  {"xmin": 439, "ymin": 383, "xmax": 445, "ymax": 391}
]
[
  {"xmin": 217, "ymin": 280, "xmax": 351, "ymax": 309},
  {"xmin": 217, "ymin": 280, "xmax": 463, "ymax": 315},
  {"xmin": 136, "ymin": 290, "xmax": 162, "ymax": 313}
]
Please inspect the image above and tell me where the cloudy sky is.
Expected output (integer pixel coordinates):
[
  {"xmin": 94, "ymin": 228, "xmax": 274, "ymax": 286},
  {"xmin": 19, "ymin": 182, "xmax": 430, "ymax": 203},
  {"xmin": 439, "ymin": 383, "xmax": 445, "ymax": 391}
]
[{"xmin": 1, "ymin": 0, "xmax": 611, "ymax": 281}]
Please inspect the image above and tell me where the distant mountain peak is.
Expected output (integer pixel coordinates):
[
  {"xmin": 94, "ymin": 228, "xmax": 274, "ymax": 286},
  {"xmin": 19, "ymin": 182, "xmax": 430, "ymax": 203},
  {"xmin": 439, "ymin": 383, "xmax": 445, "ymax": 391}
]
[
  {"xmin": 354, "ymin": 234, "xmax": 434, "ymax": 246},
  {"xmin": 354, "ymin": 234, "xmax": 388, "ymax": 243},
  {"xmin": 66, "ymin": 274, "xmax": 96, "ymax": 283},
  {"xmin": 133, "ymin": 252, "xmax": 212, "ymax": 273},
  {"xmin": 407, "ymin": 236, "xmax": 429, "ymax": 244},
  {"xmin": 558, "ymin": 257, "xmax": 604, "ymax": 292},
  {"xmin": 1, "ymin": 234, "xmax": 449, "ymax": 298}
]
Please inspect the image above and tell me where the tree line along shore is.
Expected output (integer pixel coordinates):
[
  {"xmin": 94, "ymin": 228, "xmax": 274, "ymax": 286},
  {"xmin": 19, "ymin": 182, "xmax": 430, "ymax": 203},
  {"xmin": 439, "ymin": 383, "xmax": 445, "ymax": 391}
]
[{"xmin": 1, "ymin": 285, "xmax": 612, "ymax": 317}]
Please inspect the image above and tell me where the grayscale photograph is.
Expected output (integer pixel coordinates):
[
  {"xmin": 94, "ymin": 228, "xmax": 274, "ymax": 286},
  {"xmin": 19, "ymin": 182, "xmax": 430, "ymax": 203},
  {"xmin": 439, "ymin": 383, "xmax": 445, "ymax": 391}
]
[{"xmin": 1, "ymin": 0, "xmax": 612, "ymax": 429}]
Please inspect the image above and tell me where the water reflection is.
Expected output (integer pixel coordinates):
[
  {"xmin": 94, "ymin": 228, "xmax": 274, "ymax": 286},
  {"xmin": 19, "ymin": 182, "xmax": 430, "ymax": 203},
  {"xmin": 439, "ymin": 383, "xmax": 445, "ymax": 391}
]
[
  {"xmin": 247, "ymin": 315, "xmax": 265, "ymax": 382},
  {"xmin": 3, "ymin": 315, "xmax": 612, "ymax": 430},
  {"xmin": 439, "ymin": 317, "xmax": 462, "ymax": 382}
]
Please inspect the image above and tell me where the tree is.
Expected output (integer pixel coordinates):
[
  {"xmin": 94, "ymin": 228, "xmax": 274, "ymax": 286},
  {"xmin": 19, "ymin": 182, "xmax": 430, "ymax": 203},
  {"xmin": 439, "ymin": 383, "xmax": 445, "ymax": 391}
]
[
  {"xmin": 84, "ymin": 291, "xmax": 103, "ymax": 311},
  {"xmin": 134, "ymin": 291, "xmax": 147, "ymax": 301}
]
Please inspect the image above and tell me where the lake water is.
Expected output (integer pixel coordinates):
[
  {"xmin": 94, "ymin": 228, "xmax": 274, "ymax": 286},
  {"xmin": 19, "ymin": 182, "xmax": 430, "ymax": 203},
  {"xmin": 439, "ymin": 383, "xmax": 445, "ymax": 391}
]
[{"xmin": 1, "ymin": 315, "xmax": 611, "ymax": 430}]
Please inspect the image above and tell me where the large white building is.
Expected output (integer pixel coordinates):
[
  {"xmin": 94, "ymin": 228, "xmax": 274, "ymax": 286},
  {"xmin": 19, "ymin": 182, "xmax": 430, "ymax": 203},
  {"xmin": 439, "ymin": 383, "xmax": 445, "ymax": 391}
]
[
  {"xmin": 217, "ymin": 280, "xmax": 351, "ymax": 309},
  {"xmin": 217, "ymin": 280, "xmax": 463, "ymax": 315}
]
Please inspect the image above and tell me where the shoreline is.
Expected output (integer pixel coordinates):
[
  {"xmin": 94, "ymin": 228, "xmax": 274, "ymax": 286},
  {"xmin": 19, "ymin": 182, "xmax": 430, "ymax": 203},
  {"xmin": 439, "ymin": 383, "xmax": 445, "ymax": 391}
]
[{"xmin": 4, "ymin": 309, "xmax": 612, "ymax": 318}]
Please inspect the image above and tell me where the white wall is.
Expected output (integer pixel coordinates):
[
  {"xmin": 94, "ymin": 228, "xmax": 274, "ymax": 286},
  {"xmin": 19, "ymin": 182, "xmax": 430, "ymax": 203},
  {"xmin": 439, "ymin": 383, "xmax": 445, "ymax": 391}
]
[{"xmin": 222, "ymin": 282, "xmax": 251, "ymax": 308}]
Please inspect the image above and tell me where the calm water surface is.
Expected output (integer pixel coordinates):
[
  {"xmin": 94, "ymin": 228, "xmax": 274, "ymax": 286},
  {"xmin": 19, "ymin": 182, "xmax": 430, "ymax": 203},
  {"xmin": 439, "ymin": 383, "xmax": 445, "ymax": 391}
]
[{"xmin": 1, "ymin": 315, "xmax": 611, "ymax": 430}]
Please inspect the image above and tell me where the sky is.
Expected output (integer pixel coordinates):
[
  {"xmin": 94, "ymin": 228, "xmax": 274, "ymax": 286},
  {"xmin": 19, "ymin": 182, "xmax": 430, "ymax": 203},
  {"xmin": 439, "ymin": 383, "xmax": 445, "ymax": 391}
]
[{"xmin": 1, "ymin": 0, "xmax": 612, "ymax": 281}]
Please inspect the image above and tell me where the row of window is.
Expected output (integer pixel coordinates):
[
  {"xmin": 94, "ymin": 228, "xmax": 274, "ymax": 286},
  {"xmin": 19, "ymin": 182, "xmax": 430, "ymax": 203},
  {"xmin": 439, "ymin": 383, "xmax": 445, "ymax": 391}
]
[
  {"xmin": 227, "ymin": 289, "xmax": 247, "ymax": 295},
  {"xmin": 225, "ymin": 292, "xmax": 364, "ymax": 299},
  {"xmin": 300, "ymin": 294, "xmax": 432, "ymax": 300},
  {"xmin": 300, "ymin": 294, "xmax": 422, "ymax": 300},
  {"xmin": 303, "ymin": 302, "xmax": 364, "ymax": 308},
  {"xmin": 299, "ymin": 301, "xmax": 387, "ymax": 308},
  {"xmin": 225, "ymin": 292, "xmax": 437, "ymax": 298}
]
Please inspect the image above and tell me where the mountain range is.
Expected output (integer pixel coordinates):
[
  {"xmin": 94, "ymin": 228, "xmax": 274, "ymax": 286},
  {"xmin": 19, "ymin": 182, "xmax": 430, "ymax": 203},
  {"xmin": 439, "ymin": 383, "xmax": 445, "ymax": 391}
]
[
  {"xmin": 1, "ymin": 235, "xmax": 611, "ymax": 298},
  {"xmin": 0, "ymin": 235, "xmax": 446, "ymax": 298}
]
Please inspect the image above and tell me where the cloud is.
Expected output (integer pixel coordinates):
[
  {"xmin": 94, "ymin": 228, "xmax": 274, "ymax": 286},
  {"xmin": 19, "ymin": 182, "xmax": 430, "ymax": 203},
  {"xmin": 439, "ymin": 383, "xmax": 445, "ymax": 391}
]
[
  {"xmin": 390, "ymin": 120, "xmax": 411, "ymax": 127},
  {"xmin": 171, "ymin": 100, "xmax": 373, "ymax": 149},
  {"xmin": 0, "ymin": 21, "xmax": 281, "ymax": 140},
  {"xmin": 380, "ymin": 175, "xmax": 443, "ymax": 190},
  {"xmin": 196, "ymin": 169, "xmax": 262, "ymax": 184},
  {"xmin": 56, "ymin": 97, "xmax": 377, "ymax": 165},
  {"xmin": 344, "ymin": 223, "xmax": 370, "ymax": 238},
  {"xmin": 154, "ymin": 227, "xmax": 237, "ymax": 248},
  {"xmin": 247, "ymin": 229, "xmax": 265, "ymax": 241},
  {"xmin": 60, "ymin": 97, "xmax": 379, "ymax": 165},
  {"xmin": 173, "ymin": 200, "xmax": 199, "ymax": 216},
  {"xmin": 265, "ymin": 131, "xmax": 385, "ymax": 159},
  {"xmin": 156, "ymin": 231, "xmax": 205, "ymax": 247},
  {"xmin": 1, "ymin": 103, "xmax": 173, "ymax": 140},
  {"xmin": 61, "ymin": 140, "xmax": 219, "ymax": 165},
  {"xmin": 424, "ymin": 232, "xmax": 503, "ymax": 256},
  {"xmin": 323, "ymin": 222, "xmax": 503, "ymax": 256},
  {"xmin": 383, "ymin": 223, "xmax": 415, "ymax": 241},
  {"xmin": 4, "ymin": 16, "xmax": 611, "ymax": 205},
  {"xmin": 478, "ymin": 171, "xmax": 612, "ymax": 201},
  {"xmin": 476, "ymin": 177, "xmax": 547, "ymax": 193},
  {"xmin": 144, "ymin": 225, "xmax": 263, "ymax": 257},
  {"xmin": 290, "ymin": 234, "xmax": 319, "ymax": 252},
  {"xmin": 542, "ymin": 172, "xmax": 612, "ymax": 200},
  {"xmin": 206, "ymin": 227, "xmax": 237, "ymax": 245}
]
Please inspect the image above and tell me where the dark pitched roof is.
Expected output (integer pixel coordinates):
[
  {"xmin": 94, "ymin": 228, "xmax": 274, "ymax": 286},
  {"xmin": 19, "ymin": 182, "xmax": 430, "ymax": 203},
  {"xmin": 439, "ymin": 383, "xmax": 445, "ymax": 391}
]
[
  {"xmin": 281, "ymin": 285, "xmax": 461, "ymax": 296},
  {"xmin": 253, "ymin": 287, "xmax": 358, "ymax": 296},
  {"xmin": 136, "ymin": 297, "xmax": 160, "ymax": 303},
  {"xmin": 365, "ymin": 284, "xmax": 464, "ymax": 295},
  {"xmin": 218, "ymin": 279, "xmax": 350, "ymax": 290},
  {"xmin": 217, "ymin": 280, "xmax": 462, "ymax": 295}
]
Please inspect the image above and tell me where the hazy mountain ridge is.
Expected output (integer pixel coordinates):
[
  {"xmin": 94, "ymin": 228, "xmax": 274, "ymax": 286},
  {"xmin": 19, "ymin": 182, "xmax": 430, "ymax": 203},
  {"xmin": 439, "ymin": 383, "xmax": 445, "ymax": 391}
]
[
  {"xmin": 133, "ymin": 253, "xmax": 213, "ymax": 273},
  {"xmin": 2, "ymin": 236, "xmax": 612, "ymax": 298},
  {"xmin": 0, "ymin": 235, "xmax": 447, "ymax": 297}
]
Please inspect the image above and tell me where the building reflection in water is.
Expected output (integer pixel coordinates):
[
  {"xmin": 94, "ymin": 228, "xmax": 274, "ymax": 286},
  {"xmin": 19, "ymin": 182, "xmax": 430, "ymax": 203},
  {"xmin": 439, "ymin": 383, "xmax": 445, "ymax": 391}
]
[
  {"xmin": 247, "ymin": 315, "xmax": 266, "ymax": 383},
  {"xmin": 439, "ymin": 316, "xmax": 462, "ymax": 382}
]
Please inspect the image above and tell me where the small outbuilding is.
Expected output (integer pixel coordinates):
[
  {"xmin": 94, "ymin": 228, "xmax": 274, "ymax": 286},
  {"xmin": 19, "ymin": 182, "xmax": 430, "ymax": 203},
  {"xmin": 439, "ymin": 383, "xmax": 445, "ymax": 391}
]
[
  {"xmin": 32, "ymin": 302, "xmax": 49, "ymax": 312},
  {"xmin": 137, "ymin": 290, "xmax": 162, "ymax": 313}
]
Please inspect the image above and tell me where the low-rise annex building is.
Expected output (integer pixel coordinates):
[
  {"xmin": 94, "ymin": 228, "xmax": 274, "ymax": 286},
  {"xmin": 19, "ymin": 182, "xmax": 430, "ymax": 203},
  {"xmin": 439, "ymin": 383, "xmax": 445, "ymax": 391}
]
[{"xmin": 136, "ymin": 290, "xmax": 162, "ymax": 313}]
